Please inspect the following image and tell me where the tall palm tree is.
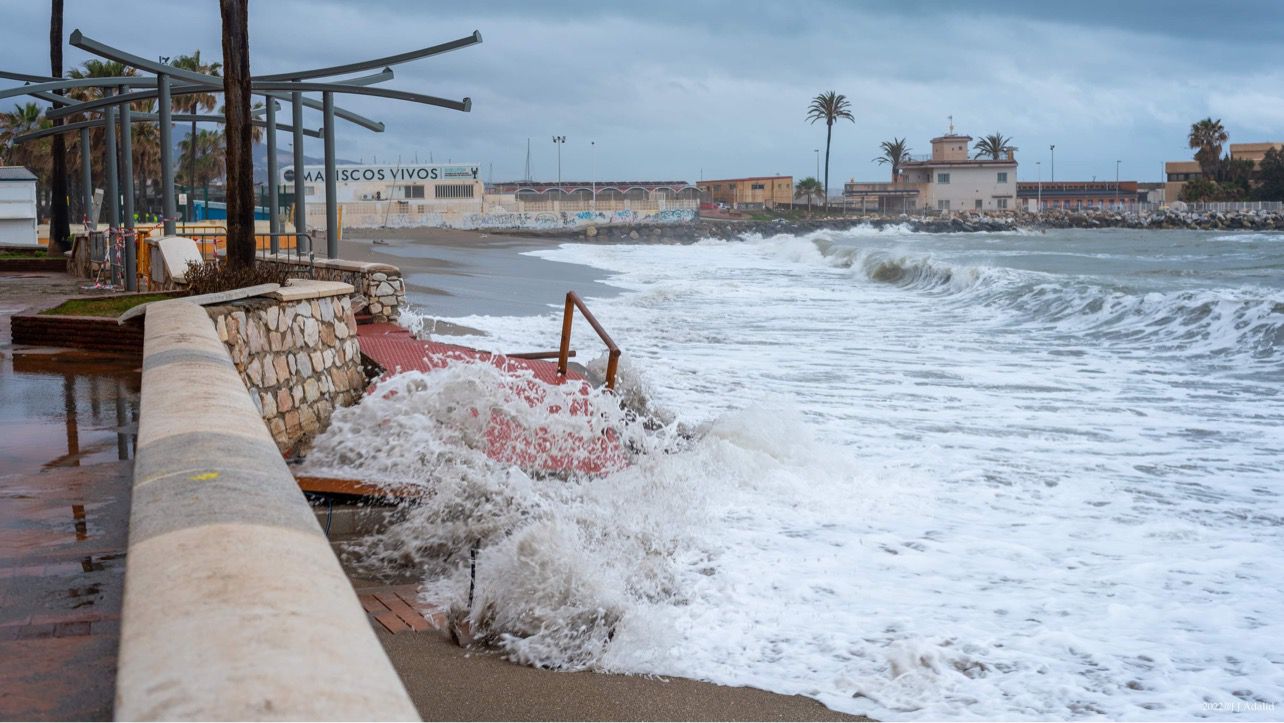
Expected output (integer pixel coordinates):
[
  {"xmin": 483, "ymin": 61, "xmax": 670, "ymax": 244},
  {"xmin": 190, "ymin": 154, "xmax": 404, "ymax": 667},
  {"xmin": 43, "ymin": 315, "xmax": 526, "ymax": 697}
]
[
  {"xmin": 1188, "ymin": 117, "xmax": 1228, "ymax": 179},
  {"xmin": 176, "ymin": 129, "xmax": 226, "ymax": 193},
  {"xmin": 0, "ymin": 103, "xmax": 52, "ymax": 198},
  {"xmin": 129, "ymin": 98, "xmax": 161, "ymax": 216},
  {"xmin": 66, "ymin": 60, "xmax": 134, "ymax": 186},
  {"xmin": 171, "ymin": 50, "xmax": 222, "ymax": 222},
  {"xmin": 972, "ymin": 132, "xmax": 1013, "ymax": 160},
  {"xmin": 806, "ymin": 91, "xmax": 854, "ymax": 211},
  {"xmin": 795, "ymin": 176, "xmax": 823, "ymax": 213},
  {"xmin": 49, "ymin": 0, "xmax": 70, "ymax": 252},
  {"xmin": 873, "ymin": 137, "xmax": 912, "ymax": 182},
  {"xmin": 221, "ymin": 0, "xmax": 255, "ymax": 268}
]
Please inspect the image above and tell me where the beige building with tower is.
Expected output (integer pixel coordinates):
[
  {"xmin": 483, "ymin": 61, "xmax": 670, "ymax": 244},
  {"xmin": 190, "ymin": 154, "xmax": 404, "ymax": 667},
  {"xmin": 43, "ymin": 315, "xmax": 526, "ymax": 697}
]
[{"xmin": 898, "ymin": 133, "xmax": 1018, "ymax": 212}]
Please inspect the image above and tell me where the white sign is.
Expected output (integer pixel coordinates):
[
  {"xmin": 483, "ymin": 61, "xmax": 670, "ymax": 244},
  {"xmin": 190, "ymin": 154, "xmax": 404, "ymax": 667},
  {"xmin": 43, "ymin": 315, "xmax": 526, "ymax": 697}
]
[
  {"xmin": 281, "ymin": 163, "xmax": 480, "ymax": 185},
  {"xmin": 178, "ymin": 192, "xmax": 188, "ymax": 205}
]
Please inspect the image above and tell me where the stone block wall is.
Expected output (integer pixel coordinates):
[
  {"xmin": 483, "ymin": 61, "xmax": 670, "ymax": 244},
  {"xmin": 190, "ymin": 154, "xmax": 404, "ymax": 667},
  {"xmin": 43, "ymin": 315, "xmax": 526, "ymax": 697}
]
[
  {"xmin": 258, "ymin": 255, "xmax": 406, "ymax": 323},
  {"xmin": 205, "ymin": 284, "xmax": 366, "ymax": 455}
]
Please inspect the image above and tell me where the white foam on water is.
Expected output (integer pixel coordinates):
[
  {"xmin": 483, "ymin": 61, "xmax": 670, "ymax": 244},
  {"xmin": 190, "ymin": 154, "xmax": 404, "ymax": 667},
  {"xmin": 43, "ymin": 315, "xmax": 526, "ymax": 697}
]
[{"xmin": 320, "ymin": 226, "xmax": 1284, "ymax": 719}]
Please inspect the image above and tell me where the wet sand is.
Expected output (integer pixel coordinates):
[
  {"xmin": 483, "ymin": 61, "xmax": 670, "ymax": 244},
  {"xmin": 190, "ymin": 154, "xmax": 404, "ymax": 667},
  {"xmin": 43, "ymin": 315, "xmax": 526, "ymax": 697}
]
[
  {"xmin": 378, "ymin": 628, "xmax": 868, "ymax": 722},
  {"xmin": 339, "ymin": 228, "xmax": 622, "ymax": 321}
]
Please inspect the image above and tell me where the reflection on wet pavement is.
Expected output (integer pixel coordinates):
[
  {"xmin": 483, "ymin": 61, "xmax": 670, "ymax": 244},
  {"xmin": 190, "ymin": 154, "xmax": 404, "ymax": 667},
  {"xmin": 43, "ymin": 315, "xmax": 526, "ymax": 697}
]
[{"xmin": 2, "ymin": 306, "xmax": 139, "ymax": 718}]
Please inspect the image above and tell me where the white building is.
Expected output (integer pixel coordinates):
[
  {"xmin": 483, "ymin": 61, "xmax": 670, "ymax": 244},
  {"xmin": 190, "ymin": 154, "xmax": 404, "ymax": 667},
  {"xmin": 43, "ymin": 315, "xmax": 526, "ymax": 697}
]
[
  {"xmin": 0, "ymin": 166, "xmax": 38, "ymax": 246},
  {"xmin": 900, "ymin": 134, "xmax": 1017, "ymax": 212}
]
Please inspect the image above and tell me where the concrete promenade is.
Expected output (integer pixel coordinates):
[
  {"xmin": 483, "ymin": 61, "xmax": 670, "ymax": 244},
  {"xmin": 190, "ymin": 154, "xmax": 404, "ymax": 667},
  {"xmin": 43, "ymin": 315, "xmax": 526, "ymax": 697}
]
[{"xmin": 117, "ymin": 299, "xmax": 417, "ymax": 720}]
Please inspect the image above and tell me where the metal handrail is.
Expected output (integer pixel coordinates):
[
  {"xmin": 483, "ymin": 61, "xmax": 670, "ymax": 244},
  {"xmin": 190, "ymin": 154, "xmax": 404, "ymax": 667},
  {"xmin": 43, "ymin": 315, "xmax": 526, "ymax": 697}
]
[{"xmin": 557, "ymin": 291, "xmax": 621, "ymax": 390}]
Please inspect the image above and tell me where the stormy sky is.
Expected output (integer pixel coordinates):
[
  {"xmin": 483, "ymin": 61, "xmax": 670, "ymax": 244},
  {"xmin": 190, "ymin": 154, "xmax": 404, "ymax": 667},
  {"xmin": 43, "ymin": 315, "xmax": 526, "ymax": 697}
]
[{"xmin": 3, "ymin": 1, "xmax": 1282, "ymax": 185}]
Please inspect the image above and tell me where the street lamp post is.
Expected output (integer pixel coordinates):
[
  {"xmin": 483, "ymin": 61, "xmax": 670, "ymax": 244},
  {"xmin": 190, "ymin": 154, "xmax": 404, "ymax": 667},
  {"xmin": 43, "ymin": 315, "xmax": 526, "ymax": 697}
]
[
  {"xmin": 814, "ymin": 148, "xmax": 819, "ymax": 181},
  {"xmin": 1050, "ymin": 144, "xmax": 1056, "ymax": 182},
  {"xmin": 1036, "ymin": 161, "xmax": 1042, "ymax": 212},
  {"xmin": 591, "ymin": 140, "xmax": 596, "ymax": 210},
  {"xmin": 552, "ymin": 135, "xmax": 565, "ymax": 186},
  {"xmin": 1115, "ymin": 160, "xmax": 1121, "ymax": 209}
]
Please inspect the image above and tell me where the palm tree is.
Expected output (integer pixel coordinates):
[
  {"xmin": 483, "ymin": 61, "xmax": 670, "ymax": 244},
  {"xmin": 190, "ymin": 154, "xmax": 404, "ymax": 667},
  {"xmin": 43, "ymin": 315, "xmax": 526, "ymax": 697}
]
[
  {"xmin": 806, "ymin": 91, "xmax": 854, "ymax": 211},
  {"xmin": 129, "ymin": 98, "xmax": 161, "ymax": 216},
  {"xmin": 0, "ymin": 103, "xmax": 52, "ymax": 211},
  {"xmin": 221, "ymin": 0, "xmax": 255, "ymax": 268},
  {"xmin": 795, "ymin": 177, "xmax": 823, "ymax": 213},
  {"xmin": 177, "ymin": 129, "xmax": 226, "ymax": 194},
  {"xmin": 873, "ymin": 137, "xmax": 912, "ymax": 182},
  {"xmin": 49, "ymin": 0, "xmax": 70, "ymax": 252},
  {"xmin": 972, "ymin": 132, "xmax": 1012, "ymax": 160},
  {"xmin": 170, "ymin": 50, "xmax": 222, "ymax": 222},
  {"xmin": 1188, "ymin": 117, "xmax": 1228, "ymax": 179},
  {"xmin": 66, "ymin": 60, "xmax": 134, "ymax": 189}
]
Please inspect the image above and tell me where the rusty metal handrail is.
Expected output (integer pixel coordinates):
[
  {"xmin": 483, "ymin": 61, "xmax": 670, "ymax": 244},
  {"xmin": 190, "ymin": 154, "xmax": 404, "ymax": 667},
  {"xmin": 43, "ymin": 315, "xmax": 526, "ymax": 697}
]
[{"xmin": 557, "ymin": 291, "xmax": 621, "ymax": 390}]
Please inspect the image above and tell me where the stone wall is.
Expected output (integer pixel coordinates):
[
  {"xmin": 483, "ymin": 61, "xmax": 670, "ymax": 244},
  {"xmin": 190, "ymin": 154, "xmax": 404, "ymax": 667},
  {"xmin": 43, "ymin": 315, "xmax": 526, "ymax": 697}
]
[
  {"xmin": 204, "ymin": 280, "xmax": 366, "ymax": 455},
  {"xmin": 258, "ymin": 254, "xmax": 406, "ymax": 323}
]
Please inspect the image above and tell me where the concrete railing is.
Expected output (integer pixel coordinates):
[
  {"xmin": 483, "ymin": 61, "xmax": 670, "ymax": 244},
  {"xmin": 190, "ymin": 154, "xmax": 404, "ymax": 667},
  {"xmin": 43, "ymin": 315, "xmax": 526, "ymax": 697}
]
[{"xmin": 118, "ymin": 300, "xmax": 418, "ymax": 721}]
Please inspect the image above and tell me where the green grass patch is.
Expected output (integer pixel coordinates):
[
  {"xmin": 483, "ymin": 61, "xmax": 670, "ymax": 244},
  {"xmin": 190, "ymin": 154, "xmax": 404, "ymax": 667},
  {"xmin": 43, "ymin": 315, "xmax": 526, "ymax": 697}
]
[
  {"xmin": 40, "ymin": 293, "xmax": 177, "ymax": 318},
  {"xmin": 0, "ymin": 248, "xmax": 47, "ymax": 259}
]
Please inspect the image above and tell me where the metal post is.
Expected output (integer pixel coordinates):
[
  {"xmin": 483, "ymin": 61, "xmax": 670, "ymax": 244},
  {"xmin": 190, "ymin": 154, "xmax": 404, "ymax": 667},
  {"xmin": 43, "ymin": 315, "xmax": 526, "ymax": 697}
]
[
  {"xmin": 158, "ymin": 74, "xmax": 176, "ymax": 236},
  {"xmin": 591, "ymin": 140, "xmax": 596, "ymax": 210},
  {"xmin": 323, "ymin": 91, "xmax": 337, "ymax": 259},
  {"xmin": 292, "ymin": 88, "xmax": 307, "ymax": 252},
  {"xmin": 1050, "ymin": 144, "xmax": 1055, "ymax": 183},
  {"xmin": 103, "ymin": 94, "xmax": 120, "ymax": 286},
  {"xmin": 79, "ymin": 126, "xmax": 92, "ymax": 226},
  {"xmin": 266, "ymin": 99, "xmax": 280, "ymax": 251},
  {"xmin": 1115, "ymin": 160, "xmax": 1120, "ymax": 209},
  {"xmin": 119, "ymin": 85, "xmax": 136, "ymax": 290}
]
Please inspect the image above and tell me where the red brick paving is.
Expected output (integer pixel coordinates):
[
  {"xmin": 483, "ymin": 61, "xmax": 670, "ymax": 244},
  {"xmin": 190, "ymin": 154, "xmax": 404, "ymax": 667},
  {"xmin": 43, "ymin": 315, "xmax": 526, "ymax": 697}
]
[{"xmin": 0, "ymin": 462, "xmax": 132, "ymax": 721}]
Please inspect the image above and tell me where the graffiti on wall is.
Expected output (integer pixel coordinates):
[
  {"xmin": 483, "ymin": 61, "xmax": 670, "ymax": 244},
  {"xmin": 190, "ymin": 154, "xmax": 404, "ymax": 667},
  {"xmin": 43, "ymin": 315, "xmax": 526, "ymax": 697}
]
[{"xmin": 335, "ymin": 205, "xmax": 695, "ymax": 231}]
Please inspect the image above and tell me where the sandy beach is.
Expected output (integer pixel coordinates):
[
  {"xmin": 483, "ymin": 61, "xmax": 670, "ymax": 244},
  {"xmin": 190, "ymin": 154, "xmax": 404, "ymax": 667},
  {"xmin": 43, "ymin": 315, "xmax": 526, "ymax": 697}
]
[
  {"xmin": 379, "ymin": 627, "xmax": 866, "ymax": 722},
  {"xmin": 340, "ymin": 228, "xmax": 622, "ymax": 321}
]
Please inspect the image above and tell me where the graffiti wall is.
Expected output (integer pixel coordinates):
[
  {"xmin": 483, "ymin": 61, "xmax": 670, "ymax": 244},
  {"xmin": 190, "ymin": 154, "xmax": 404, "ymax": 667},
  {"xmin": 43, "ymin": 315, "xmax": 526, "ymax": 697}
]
[{"xmin": 318, "ymin": 203, "xmax": 696, "ymax": 232}]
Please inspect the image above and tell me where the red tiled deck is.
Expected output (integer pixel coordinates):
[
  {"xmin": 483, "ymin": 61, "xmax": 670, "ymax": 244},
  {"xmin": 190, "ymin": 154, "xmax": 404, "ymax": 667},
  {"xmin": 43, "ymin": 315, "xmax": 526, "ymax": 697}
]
[
  {"xmin": 356, "ymin": 325, "xmax": 627, "ymax": 476},
  {"xmin": 356, "ymin": 583, "xmax": 446, "ymax": 635}
]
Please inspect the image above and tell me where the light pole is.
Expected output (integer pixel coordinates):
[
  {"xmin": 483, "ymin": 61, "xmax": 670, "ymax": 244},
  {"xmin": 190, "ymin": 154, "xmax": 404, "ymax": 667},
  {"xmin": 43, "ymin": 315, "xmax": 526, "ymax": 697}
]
[
  {"xmin": 1115, "ymin": 160, "xmax": 1121, "ymax": 209},
  {"xmin": 1036, "ymin": 161, "xmax": 1042, "ymax": 212},
  {"xmin": 1050, "ymin": 144, "xmax": 1056, "ymax": 182},
  {"xmin": 552, "ymin": 135, "xmax": 566, "ymax": 186},
  {"xmin": 813, "ymin": 148, "xmax": 819, "ymax": 181},
  {"xmin": 591, "ymin": 140, "xmax": 596, "ymax": 210}
]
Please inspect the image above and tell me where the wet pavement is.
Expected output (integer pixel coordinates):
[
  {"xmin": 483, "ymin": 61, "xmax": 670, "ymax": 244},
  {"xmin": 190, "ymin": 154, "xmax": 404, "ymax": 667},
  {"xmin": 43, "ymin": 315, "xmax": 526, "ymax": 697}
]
[{"xmin": 1, "ymin": 271, "xmax": 138, "ymax": 720}]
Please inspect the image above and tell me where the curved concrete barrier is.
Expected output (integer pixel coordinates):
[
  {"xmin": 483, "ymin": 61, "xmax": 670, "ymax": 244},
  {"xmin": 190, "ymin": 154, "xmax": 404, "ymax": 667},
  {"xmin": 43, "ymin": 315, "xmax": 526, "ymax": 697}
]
[{"xmin": 118, "ymin": 300, "xmax": 418, "ymax": 721}]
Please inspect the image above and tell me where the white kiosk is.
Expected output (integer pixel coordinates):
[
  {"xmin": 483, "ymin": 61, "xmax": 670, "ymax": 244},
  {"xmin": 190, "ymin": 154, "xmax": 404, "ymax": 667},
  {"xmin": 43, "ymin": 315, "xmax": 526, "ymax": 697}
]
[{"xmin": 0, "ymin": 166, "xmax": 38, "ymax": 247}]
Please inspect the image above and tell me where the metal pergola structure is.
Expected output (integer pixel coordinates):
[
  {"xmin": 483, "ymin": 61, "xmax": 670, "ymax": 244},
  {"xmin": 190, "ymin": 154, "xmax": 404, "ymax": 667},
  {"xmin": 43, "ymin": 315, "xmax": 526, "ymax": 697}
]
[{"xmin": 2, "ymin": 27, "xmax": 480, "ymax": 289}]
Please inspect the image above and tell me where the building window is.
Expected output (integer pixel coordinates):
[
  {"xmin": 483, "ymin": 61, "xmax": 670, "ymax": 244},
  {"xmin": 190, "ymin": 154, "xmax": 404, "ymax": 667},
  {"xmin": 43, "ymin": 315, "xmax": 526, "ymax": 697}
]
[
  {"xmin": 751, "ymin": 183, "xmax": 766, "ymax": 190},
  {"xmin": 975, "ymin": 199, "xmax": 983, "ymax": 209},
  {"xmin": 937, "ymin": 173, "xmax": 950, "ymax": 184},
  {"xmin": 937, "ymin": 200, "xmax": 950, "ymax": 210},
  {"xmin": 401, "ymin": 185, "xmax": 425, "ymax": 199},
  {"xmin": 434, "ymin": 184, "xmax": 475, "ymax": 199},
  {"xmin": 997, "ymin": 198, "xmax": 1008, "ymax": 209},
  {"xmin": 997, "ymin": 172, "xmax": 1008, "ymax": 183}
]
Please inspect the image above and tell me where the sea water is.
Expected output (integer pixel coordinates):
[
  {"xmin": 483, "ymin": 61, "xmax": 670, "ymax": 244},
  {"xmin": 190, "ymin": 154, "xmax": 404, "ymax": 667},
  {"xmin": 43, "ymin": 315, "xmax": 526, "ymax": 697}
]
[{"xmin": 306, "ymin": 226, "xmax": 1284, "ymax": 720}]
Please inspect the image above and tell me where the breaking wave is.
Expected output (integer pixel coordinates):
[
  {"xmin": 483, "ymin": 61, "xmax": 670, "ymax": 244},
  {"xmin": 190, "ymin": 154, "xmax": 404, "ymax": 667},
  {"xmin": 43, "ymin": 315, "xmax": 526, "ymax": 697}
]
[
  {"xmin": 302, "ymin": 358, "xmax": 857, "ymax": 670},
  {"xmin": 743, "ymin": 230, "xmax": 1284, "ymax": 360}
]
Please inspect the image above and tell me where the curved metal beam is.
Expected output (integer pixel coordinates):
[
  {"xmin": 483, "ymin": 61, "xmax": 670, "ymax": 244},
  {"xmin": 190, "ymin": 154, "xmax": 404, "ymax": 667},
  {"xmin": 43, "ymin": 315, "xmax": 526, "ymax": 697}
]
[
  {"xmin": 13, "ymin": 113, "xmax": 322, "ymax": 143},
  {"xmin": 252, "ymin": 81, "xmax": 470, "ymax": 112},
  {"xmin": 0, "ymin": 70, "xmax": 56, "ymax": 83},
  {"xmin": 0, "ymin": 76, "xmax": 158, "ymax": 103},
  {"xmin": 43, "ymin": 73, "xmax": 392, "ymax": 132},
  {"xmin": 48, "ymin": 78, "xmax": 462, "ymax": 123},
  {"xmin": 254, "ymin": 30, "xmax": 482, "ymax": 81},
  {"xmin": 45, "ymin": 82, "xmax": 389, "ymax": 131}
]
